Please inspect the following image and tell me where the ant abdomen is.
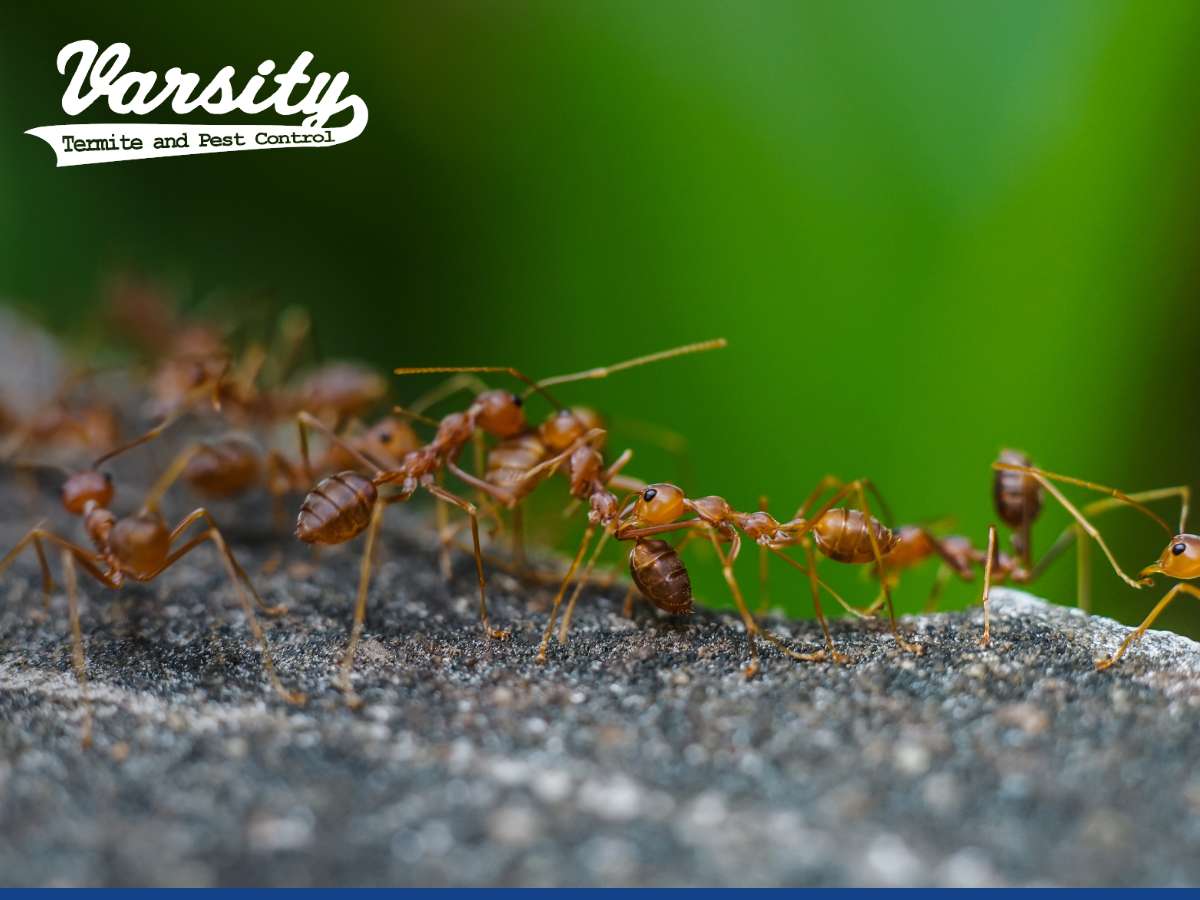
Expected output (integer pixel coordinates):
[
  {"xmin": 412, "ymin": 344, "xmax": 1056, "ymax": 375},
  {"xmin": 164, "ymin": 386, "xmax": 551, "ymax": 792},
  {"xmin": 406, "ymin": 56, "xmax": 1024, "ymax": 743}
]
[
  {"xmin": 184, "ymin": 436, "xmax": 261, "ymax": 498},
  {"xmin": 110, "ymin": 512, "xmax": 171, "ymax": 576},
  {"xmin": 993, "ymin": 448, "xmax": 1043, "ymax": 529},
  {"xmin": 486, "ymin": 433, "xmax": 548, "ymax": 499},
  {"xmin": 813, "ymin": 507, "xmax": 899, "ymax": 564},
  {"xmin": 629, "ymin": 538, "xmax": 693, "ymax": 615},
  {"xmin": 295, "ymin": 471, "xmax": 378, "ymax": 544}
]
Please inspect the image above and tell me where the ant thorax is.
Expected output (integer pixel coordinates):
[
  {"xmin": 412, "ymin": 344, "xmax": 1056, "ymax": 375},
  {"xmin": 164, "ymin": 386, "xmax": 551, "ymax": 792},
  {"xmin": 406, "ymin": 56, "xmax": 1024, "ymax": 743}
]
[
  {"xmin": 734, "ymin": 509, "xmax": 782, "ymax": 542},
  {"xmin": 688, "ymin": 495, "xmax": 734, "ymax": 525},
  {"xmin": 83, "ymin": 506, "xmax": 117, "ymax": 556},
  {"xmin": 433, "ymin": 411, "xmax": 474, "ymax": 452}
]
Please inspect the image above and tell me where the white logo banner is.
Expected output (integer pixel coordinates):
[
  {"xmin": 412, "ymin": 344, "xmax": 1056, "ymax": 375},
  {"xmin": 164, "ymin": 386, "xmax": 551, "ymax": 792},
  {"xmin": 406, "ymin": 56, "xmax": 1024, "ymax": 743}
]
[
  {"xmin": 26, "ymin": 121, "xmax": 366, "ymax": 167},
  {"xmin": 27, "ymin": 41, "xmax": 368, "ymax": 167}
]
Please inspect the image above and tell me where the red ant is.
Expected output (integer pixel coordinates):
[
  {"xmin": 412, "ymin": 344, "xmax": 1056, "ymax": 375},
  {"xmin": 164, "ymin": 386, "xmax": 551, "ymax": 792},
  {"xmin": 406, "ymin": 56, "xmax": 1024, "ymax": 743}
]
[
  {"xmin": 291, "ymin": 372, "xmax": 565, "ymax": 706},
  {"xmin": 392, "ymin": 342, "xmax": 727, "ymax": 664},
  {"xmin": 847, "ymin": 451, "xmax": 1186, "ymax": 646},
  {"xmin": 297, "ymin": 341, "xmax": 723, "ymax": 705},
  {"xmin": 596, "ymin": 477, "xmax": 922, "ymax": 677},
  {"xmin": 0, "ymin": 434, "xmax": 306, "ymax": 746},
  {"xmin": 979, "ymin": 460, "xmax": 1190, "ymax": 667}
]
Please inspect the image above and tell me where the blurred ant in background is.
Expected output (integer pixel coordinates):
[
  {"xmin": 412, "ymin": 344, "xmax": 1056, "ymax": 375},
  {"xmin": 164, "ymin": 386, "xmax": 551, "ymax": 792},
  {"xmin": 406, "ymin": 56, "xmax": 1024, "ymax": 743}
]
[{"xmin": 0, "ymin": 428, "xmax": 306, "ymax": 746}]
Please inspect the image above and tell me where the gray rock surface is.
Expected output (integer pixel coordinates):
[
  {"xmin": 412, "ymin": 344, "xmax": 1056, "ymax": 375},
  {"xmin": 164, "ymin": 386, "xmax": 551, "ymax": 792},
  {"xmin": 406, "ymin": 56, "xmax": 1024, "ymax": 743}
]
[{"xmin": 2, "ymin": 490, "xmax": 1200, "ymax": 886}]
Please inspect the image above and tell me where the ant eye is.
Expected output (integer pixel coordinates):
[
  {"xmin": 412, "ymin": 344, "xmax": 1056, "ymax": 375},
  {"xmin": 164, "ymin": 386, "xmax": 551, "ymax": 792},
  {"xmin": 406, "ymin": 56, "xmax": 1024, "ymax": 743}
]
[
  {"xmin": 643, "ymin": 488, "xmax": 657, "ymax": 502},
  {"xmin": 512, "ymin": 394, "xmax": 522, "ymax": 407},
  {"xmin": 378, "ymin": 431, "xmax": 392, "ymax": 444},
  {"xmin": 1173, "ymin": 542, "xmax": 1187, "ymax": 556},
  {"xmin": 104, "ymin": 472, "xmax": 113, "ymax": 483}
]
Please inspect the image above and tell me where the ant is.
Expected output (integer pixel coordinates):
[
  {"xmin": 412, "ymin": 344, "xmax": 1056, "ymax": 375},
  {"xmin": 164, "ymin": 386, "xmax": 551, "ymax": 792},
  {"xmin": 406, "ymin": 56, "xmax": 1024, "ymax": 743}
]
[
  {"xmin": 850, "ymin": 451, "xmax": 1186, "ymax": 646},
  {"xmin": 980, "ymin": 460, "xmax": 1190, "ymax": 667},
  {"xmin": 394, "ymin": 340, "xmax": 723, "ymax": 573},
  {"xmin": 392, "ymin": 342, "xmax": 727, "ymax": 663},
  {"xmin": 0, "ymin": 433, "xmax": 306, "ymax": 746},
  {"xmin": 291, "ymin": 373, "xmax": 567, "ymax": 707},
  {"xmin": 542, "ymin": 476, "xmax": 882, "ymax": 666},
  {"xmin": 602, "ymin": 477, "xmax": 923, "ymax": 677},
  {"xmin": 298, "ymin": 341, "xmax": 723, "ymax": 705},
  {"xmin": 0, "ymin": 365, "xmax": 122, "ymax": 465},
  {"xmin": 125, "ymin": 411, "xmax": 423, "ymax": 531}
]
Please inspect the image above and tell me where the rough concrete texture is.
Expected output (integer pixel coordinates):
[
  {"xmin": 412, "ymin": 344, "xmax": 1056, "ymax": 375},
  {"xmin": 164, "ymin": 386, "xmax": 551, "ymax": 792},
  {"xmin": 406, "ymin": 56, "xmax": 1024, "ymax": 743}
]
[{"xmin": 2, "ymin": 484, "xmax": 1200, "ymax": 886}]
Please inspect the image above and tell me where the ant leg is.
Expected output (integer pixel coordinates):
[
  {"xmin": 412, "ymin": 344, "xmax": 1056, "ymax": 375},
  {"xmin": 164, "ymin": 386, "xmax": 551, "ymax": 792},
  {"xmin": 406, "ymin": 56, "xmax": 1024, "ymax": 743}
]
[
  {"xmin": 154, "ymin": 515, "xmax": 305, "ymax": 706},
  {"xmin": 798, "ymin": 542, "xmax": 846, "ymax": 661},
  {"xmin": 338, "ymin": 499, "xmax": 384, "ymax": 708},
  {"xmin": 425, "ymin": 483, "xmax": 508, "ymax": 639},
  {"xmin": 557, "ymin": 528, "xmax": 613, "ymax": 644},
  {"xmin": 60, "ymin": 549, "xmax": 93, "ymax": 749},
  {"xmin": 1016, "ymin": 470, "xmax": 1153, "ymax": 591},
  {"xmin": 765, "ymin": 545, "xmax": 850, "ymax": 662},
  {"xmin": 512, "ymin": 506, "xmax": 527, "ymax": 571},
  {"xmin": 1096, "ymin": 582, "xmax": 1200, "ymax": 670},
  {"xmin": 979, "ymin": 525, "xmax": 997, "ymax": 646},
  {"xmin": 1075, "ymin": 523, "xmax": 1093, "ymax": 614},
  {"xmin": 446, "ymin": 461, "xmax": 519, "ymax": 509},
  {"xmin": 296, "ymin": 411, "xmax": 387, "ymax": 483},
  {"xmin": 793, "ymin": 475, "xmax": 845, "ymax": 519},
  {"xmin": 165, "ymin": 509, "xmax": 286, "ymax": 616},
  {"xmin": 707, "ymin": 533, "xmax": 832, "ymax": 672},
  {"xmin": 621, "ymin": 582, "xmax": 638, "ymax": 618},
  {"xmin": 922, "ymin": 564, "xmax": 953, "ymax": 614},
  {"xmin": 140, "ymin": 444, "xmax": 205, "ymax": 514},
  {"xmin": 537, "ymin": 524, "xmax": 595, "ymax": 664},
  {"xmin": 0, "ymin": 524, "xmax": 60, "ymax": 607},
  {"xmin": 703, "ymin": 528, "xmax": 760, "ymax": 678},
  {"xmin": 792, "ymin": 475, "xmax": 895, "ymax": 526},
  {"xmin": 434, "ymin": 470, "xmax": 453, "ymax": 581},
  {"xmin": 603, "ymin": 448, "xmax": 635, "ymax": 484},
  {"xmin": 1024, "ymin": 486, "xmax": 1193, "ymax": 599},
  {"xmin": 756, "ymin": 496, "xmax": 771, "ymax": 615},
  {"xmin": 993, "ymin": 462, "xmax": 1175, "ymax": 536},
  {"xmin": 851, "ymin": 482, "xmax": 923, "ymax": 655}
]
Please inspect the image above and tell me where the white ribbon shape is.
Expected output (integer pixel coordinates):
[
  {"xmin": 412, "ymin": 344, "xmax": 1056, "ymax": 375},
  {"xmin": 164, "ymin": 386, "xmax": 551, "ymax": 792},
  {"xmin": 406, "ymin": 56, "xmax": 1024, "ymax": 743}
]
[{"xmin": 26, "ymin": 118, "xmax": 366, "ymax": 167}]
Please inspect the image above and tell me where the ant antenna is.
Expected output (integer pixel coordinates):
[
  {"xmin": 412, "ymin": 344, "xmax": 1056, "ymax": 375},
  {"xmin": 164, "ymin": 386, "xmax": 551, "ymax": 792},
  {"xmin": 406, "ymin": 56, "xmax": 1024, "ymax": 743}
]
[
  {"xmin": 91, "ymin": 379, "xmax": 221, "ymax": 468},
  {"xmin": 529, "ymin": 338, "xmax": 727, "ymax": 394},
  {"xmin": 392, "ymin": 404, "xmax": 441, "ymax": 428},
  {"xmin": 393, "ymin": 365, "xmax": 563, "ymax": 410}
]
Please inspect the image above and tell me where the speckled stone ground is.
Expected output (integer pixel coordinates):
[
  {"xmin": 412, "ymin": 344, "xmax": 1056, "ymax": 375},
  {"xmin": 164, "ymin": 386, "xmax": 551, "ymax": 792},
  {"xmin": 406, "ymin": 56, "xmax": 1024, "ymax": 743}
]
[{"xmin": 1, "ymin": 473, "xmax": 1200, "ymax": 886}]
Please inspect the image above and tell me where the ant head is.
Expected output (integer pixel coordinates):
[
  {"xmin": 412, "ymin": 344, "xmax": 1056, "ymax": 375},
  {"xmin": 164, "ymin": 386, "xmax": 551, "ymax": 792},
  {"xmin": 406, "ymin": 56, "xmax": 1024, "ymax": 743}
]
[
  {"xmin": 361, "ymin": 416, "xmax": 421, "ymax": 463},
  {"xmin": 631, "ymin": 483, "xmax": 686, "ymax": 526},
  {"xmin": 540, "ymin": 407, "xmax": 605, "ymax": 453},
  {"xmin": 1143, "ymin": 534, "xmax": 1200, "ymax": 581},
  {"xmin": 61, "ymin": 470, "xmax": 114, "ymax": 515},
  {"xmin": 473, "ymin": 389, "xmax": 526, "ymax": 438}
]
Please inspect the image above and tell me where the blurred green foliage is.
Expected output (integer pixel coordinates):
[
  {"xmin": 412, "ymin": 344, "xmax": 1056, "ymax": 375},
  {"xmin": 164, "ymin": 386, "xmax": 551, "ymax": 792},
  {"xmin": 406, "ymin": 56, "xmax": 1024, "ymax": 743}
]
[{"xmin": 3, "ymin": 1, "xmax": 1200, "ymax": 635}]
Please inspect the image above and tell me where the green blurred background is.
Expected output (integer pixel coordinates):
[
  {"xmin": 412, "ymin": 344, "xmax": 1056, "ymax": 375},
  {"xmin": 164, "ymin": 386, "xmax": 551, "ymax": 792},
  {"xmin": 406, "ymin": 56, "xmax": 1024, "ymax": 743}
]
[{"xmin": 2, "ymin": 1, "xmax": 1199, "ymax": 635}]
